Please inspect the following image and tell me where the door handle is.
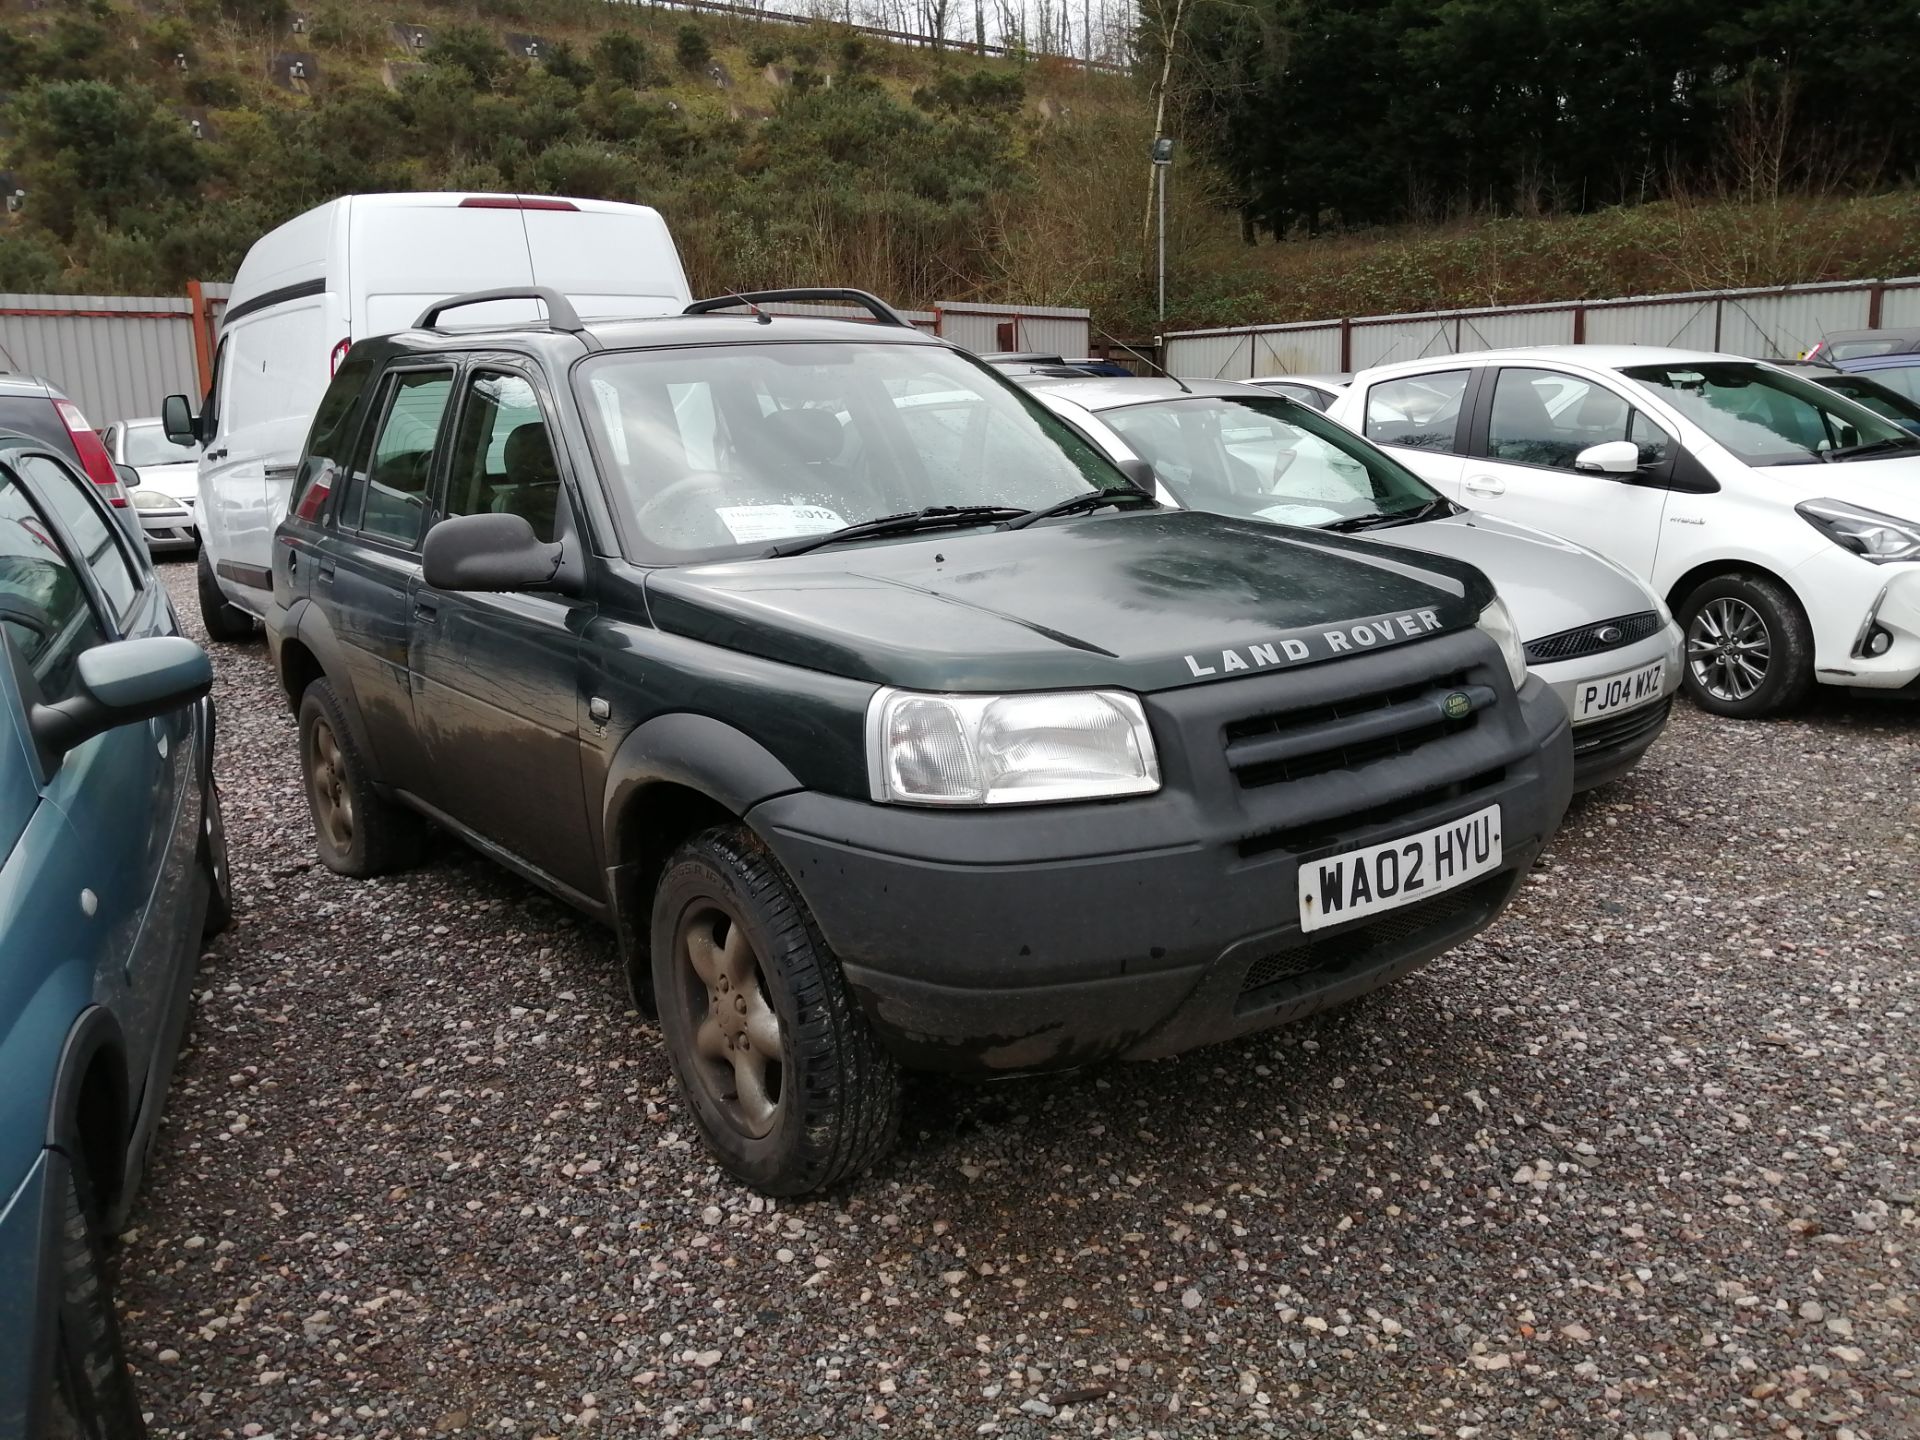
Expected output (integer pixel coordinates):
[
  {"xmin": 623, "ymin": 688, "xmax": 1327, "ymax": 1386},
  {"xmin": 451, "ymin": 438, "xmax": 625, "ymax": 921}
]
[
  {"xmin": 316, "ymin": 557, "xmax": 336, "ymax": 584},
  {"xmin": 1464, "ymin": 474, "xmax": 1506, "ymax": 496},
  {"xmin": 205, "ymin": 448, "xmax": 227, "ymax": 462},
  {"xmin": 287, "ymin": 548, "xmax": 297, "ymax": 574},
  {"xmin": 414, "ymin": 595, "xmax": 439, "ymax": 621}
]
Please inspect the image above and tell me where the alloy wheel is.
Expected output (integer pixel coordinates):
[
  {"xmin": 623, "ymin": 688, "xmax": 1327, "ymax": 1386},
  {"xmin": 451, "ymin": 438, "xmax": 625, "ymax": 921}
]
[
  {"xmin": 306, "ymin": 717, "xmax": 355, "ymax": 854},
  {"xmin": 676, "ymin": 905, "xmax": 784, "ymax": 1139},
  {"xmin": 1687, "ymin": 596, "xmax": 1771, "ymax": 703}
]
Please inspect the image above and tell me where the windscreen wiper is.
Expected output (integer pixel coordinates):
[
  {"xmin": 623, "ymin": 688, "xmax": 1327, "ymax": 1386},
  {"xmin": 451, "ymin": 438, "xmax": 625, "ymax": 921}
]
[
  {"xmin": 1000, "ymin": 486, "xmax": 1157, "ymax": 531},
  {"xmin": 1823, "ymin": 436, "xmax": 1920, "ymax": 462},
  {"xmin": 1319, "ymin": 511, "xmax": 1392, "ymax": 533},
  {"xmin": 763, "ymin": 505, "xmax": 1023, "ymax": 558},
  {"xmin": 1322, "ymin": 496, "xmax": 1458, "ymax": 533}
]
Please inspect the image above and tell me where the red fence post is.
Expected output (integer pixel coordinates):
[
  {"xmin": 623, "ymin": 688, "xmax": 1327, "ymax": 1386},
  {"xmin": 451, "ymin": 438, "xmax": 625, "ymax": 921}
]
[
  {"xmin": 187, "ymin": 279, "xmax": 215, "ymax": 395},
  {"xmin": 1338, "ymin": 317, "xmax": 1352, "ymax": 373}
]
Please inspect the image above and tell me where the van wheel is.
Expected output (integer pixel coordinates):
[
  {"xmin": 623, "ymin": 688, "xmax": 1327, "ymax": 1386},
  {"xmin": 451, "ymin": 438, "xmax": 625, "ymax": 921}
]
[
  {"xmin": 1678, "ymin": 573, "xmax": 1815, "ymax": 718},
  {"xmin": 297, "ymin": 679, "xmax": 422, "ymax": 876},
  {"xmin": 196, "ymin": 550, "xmax": 255, "ymax": 643},
  {"xmin": 651, "ymin": 826, "xmax": 901, "ymax": 1196},
  {"xmin": 49, "ymin": 1158, "xmax": 148, "ymax": 1439}
]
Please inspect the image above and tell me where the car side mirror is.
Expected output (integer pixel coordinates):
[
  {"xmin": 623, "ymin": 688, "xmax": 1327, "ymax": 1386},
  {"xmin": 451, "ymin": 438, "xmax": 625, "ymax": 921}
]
[
  {"xmin": 161, "ymin": 393, "xmax": 199, "ymax": 445},
  {"xmin": 29, "ymin": 636, "xmax": 212, "ymax": 767},
  {"xmin": 113, "ymin": 463, "xmax": 139, "ymax": 487},
  {"xmin": 1573, "ymin": 440, "xmax": 1640, "ymax": 476},
  {"xmin": 1116, "ymin": 456, "xmax": 1158, "ymax": 494},
  {"xmin": 422, "ymin": 512, "xmax": 571, "ymax": 593}
]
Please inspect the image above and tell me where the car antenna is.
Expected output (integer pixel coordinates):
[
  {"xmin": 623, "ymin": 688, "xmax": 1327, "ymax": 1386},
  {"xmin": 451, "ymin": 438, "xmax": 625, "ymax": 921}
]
[{"xmin": 1088, "ymin": 316, "xmax": 1188, "ymax": 392}]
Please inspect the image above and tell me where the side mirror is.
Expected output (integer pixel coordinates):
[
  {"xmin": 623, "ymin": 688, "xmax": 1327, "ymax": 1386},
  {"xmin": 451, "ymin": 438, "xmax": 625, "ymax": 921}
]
[
  {"xmin": 161, "ymin": 393, "xmax": 199, "ymax": 446},
  {"xmin": 113, "ymin": 463, "xmax": 140, "ymax": 488},
  {"xmin": 29, "ymin": 636, "xmax": 212, "ymax": 767},
  {"xmin": 422, "ymin": 512, "xmax": 568, "ymax": 593},
  {"xmin": 1573, "ymin": 440, "xmax": 1640, "ymax": 476},
  {"xmin": 1115, "ymin": 456, "xmax": 1158, "ymax": 495}
]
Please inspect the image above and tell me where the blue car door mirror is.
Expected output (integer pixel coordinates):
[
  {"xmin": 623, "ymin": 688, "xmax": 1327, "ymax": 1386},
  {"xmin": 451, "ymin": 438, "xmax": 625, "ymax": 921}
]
[{"xmin": 28, "ymin": 635, "xmax": 212, "ymax": 766}]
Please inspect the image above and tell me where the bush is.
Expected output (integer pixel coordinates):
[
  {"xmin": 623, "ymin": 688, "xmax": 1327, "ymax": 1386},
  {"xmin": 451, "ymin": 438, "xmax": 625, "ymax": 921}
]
[
  {"xmin": 4, "ymin": 80, "xmax": 207, "ymax": 240},
  {"xmin": 748, "ymin": 42, "xmax": 785, "ymax": 69},
  {"xmin": 530, "ymin": 140, "xmax": 638, "ymax": 199},
  {"xmin": 591, "ymin": 30, "xmax": 651, "ymax": 87},
  {"xmin": 185, "ymin": 72, "xmax": 245, "ymax": 107},
  {"xmin": 837, "ymin": 36, "xmax": 870, "ymax": 76},
  {"xmin": 426, "ymin": 22, "xmax": 506, "ymax": 88},
  {"xmin": 675, "ymin": 24, "xmax": 711, "ymax": 73},
  {"xmin": 541, "ymin": 39, "xmax": 591, "ymax": 87}
]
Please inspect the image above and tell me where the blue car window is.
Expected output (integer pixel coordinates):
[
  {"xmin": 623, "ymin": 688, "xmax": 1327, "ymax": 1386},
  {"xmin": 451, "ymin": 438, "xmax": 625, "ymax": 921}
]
[
  {"xmin": 13, "ymin": 452, "xmax": 140, "ymax": 622},
  {"xmin": 0, "ymin": 464, "xmax": 108, "ymax": 704}
]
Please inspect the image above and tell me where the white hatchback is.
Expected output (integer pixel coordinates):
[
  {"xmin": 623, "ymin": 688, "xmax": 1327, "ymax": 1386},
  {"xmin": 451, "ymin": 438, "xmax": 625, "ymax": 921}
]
[{"xmin": 1328, "ymin": 346, "xmax": 1920, "ymax": 716}]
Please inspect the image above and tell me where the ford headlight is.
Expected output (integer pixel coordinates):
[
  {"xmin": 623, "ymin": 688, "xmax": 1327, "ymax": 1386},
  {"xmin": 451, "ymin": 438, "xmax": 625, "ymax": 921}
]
[
  {"xmin": 130, "ymin": 488, "xmax": 175, "ymax": 510},
  {"xmin": 867, "ymin": 689, "xmax": 1160, "ymax": 806},
  {"xmin": 1797, "ymin": 498, "xmax": 1920, "ymax": 563},
  {"xmin": 1476, "ymin": 597, "xmax": 1529, "ymax": 690}
]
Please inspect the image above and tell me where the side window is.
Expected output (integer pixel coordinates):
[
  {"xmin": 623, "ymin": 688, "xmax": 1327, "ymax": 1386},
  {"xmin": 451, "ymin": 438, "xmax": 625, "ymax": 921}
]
[
  {"xmin": 14, "ymin": 454, "xmax": 140, "ymax": 620},
  {"xmin": 1871, "ymin": 365, "xmax": 1920, "ymax": 402},
  {"xmin": 1628, "ymin": 410, "xmax": 1675, "ymax": 467},
  {"xmin": 1364, "ymin": 371, "xmax": 1468, "ymax": 451},
  {"xmin": 445, "ymin": 372, "xmax": 562, "ymax": 543},
  {"xmin": 0, "ymin": 466, "xmax": 108, "ymax": 704},
  {"xmin": 343, "ymin": 369, "xmax": 454, "ymax": 547},
  {"xmin": 1487, "ymin": 367, "xmax": 1636, "ymax": 471},
  {"xmin": 204, "ymin": 334, "xmax": 230, "ymax": 443},
  {"xmin": 291, "ymin": 346, "xmax": 381, "ymax": 523}
]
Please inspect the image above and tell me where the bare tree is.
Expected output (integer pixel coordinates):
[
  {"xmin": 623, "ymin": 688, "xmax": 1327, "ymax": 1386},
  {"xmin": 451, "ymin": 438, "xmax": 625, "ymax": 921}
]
[{"xmin": 1142, "ymin": 0, "xmax": 1189, "ymax": 242}]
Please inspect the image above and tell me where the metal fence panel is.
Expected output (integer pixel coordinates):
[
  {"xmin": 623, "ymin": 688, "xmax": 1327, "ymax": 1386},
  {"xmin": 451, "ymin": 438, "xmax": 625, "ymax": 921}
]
[
  {"xmin": 1165, "ymin": 331, "xmax": 1252, "ymax": 378},
  {"xmin": 1250, "ymin": 327, "xmax": 1343, "ymax": 376},
  {"xmin": 1719, "ymin": 287, "xmax": 1872, "ymax": 359},
  {"xmin": 1583, "ymin": 299, "xmax": 1718, "ymax": 349},
  {"xmin": 1350, "ymin": 320, "xmax": 1460, "ymax": 370},
  {"xmin": 0, "ymin": 293, "xmax": 200, "ymax": 427},
  {"xmin": 1881, "ymin": 286, "xmax": 1920, "ymax": 327},
  {"xmin": 1456, "ymin": 308, "xmax": 1575, "ymax": 351}
]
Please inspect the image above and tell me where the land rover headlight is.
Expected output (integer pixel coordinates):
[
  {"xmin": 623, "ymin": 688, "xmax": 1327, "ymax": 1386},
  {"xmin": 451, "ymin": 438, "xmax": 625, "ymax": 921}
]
[
  {"xmin": 867, "ymin": 689, "xmax": 1160, "ymax": 806},
  {"xmin": 1476, "ymin": 597, "xmax": 1529, "ymax": 690},
  {"xmin": 1797, "ymin": 498, "xmax": 1920, "ymax": 563},
  {"xmin": 130, "ymin": 488, "xmax": 175, "ymax": 510}
]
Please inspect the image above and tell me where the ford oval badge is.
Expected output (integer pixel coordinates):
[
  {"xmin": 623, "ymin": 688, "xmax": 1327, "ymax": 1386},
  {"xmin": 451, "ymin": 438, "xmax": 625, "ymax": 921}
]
[{"xmin": 1596, "ymin": 624, "xmax": 1623, "ymax": 644}]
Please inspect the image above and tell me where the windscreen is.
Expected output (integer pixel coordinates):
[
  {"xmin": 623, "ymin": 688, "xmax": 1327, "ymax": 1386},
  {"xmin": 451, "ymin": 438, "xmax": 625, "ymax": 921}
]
[
  {"xmin": 1621, "ymin": 361, "xmax": 1913, "ymax": 465},
  {"xmin": 576, "ymin": 342, "xmax": 1121, "ymax": 558},
  {"xmin": 121, "ymin": 421, "xmax": 200, "ymax": 467},
  {"xmin": 1099, "ymin": 394, "xmax": 1438, "ymax": 527}
]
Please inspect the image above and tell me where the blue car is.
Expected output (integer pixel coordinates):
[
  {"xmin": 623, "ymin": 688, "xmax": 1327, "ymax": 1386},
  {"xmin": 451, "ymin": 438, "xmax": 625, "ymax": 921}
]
[{"xmin": 0, "ymin": 430, "xmax": 228, "ymax": 1438}]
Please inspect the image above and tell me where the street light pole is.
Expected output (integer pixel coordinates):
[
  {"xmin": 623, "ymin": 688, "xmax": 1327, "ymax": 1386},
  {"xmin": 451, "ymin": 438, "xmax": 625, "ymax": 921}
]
[{"xmin": 1151, "ymin": 136, "xmax": 1174, "ymax": 326}]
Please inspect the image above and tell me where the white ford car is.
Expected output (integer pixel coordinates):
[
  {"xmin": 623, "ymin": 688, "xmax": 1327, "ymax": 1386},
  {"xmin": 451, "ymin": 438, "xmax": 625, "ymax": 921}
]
[{"xmin": 1327, "ymin": 347, "xmax": 1920, "ymax": 716}]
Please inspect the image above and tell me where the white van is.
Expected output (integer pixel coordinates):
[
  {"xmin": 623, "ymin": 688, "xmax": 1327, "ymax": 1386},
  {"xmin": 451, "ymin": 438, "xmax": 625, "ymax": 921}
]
[{"xmin": 163, "ymin": 192, "xmax": 691, "ymax": 638}]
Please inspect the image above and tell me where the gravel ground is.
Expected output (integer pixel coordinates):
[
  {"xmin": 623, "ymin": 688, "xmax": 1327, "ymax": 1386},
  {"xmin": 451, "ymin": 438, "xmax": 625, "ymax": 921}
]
[{"xmin": 118, "ymin": 558, "xmax": 1917, "ymax": 1439}]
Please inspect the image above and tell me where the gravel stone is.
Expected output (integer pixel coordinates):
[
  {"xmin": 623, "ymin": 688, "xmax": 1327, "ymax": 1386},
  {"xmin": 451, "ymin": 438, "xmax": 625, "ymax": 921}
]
[{"xmin": 117, "ymin": 561, "xmax": 1920, "ymax": 1437}]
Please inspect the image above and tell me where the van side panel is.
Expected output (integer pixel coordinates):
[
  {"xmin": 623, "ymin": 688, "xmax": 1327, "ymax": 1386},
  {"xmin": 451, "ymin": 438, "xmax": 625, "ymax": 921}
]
[
  {"xmin": 522, "ymin": 204, "xmax": 692, "ymax": 316},
  {"xmin": 350, "ymin": 203, "xmax": 538, "ymax": 336}
]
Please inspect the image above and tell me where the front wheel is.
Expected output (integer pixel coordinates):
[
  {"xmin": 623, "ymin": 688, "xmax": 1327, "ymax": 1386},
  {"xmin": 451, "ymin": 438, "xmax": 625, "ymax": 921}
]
[
  {"xmin": 1678, "ymin": 573, "xmax": 1815, "ymax": 718},
  {"xmin": 195, "ymin": 550, "xmax": 255, "ymax": 643},
  {"xmin": 650, "ymin": 826, "xmax": 901, "ymax": 1195},
  {"xmin": 297, "ymin": 679, "xmax": 422, "ymax": 876},
  {"xmin": 46, "ymin": 1159, "xmax": 148, "ymax": 1440}
]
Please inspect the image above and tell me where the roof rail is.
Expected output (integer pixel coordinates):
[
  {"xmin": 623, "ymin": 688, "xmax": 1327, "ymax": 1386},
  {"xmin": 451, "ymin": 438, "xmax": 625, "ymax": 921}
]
[
  {"xmin": 415, "ymin": 287, "xmax": 585, "ymax": 334},
  {"xmin": 684, "ymin": 288, "xmax": 914, "ymax": 329}
]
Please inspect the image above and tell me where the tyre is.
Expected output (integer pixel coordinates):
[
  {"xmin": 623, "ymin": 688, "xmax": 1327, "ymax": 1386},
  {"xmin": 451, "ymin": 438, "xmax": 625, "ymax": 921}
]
[
  {"xmin": 1678, "ymin": 572, "xmax": 1815, "ymax": 719},
  {"xmin": 200, "ymin": 770, "xmax": 232, "ymax": 936},
  {"xmin": 297, "ymin": 679, "xmax": 422, "ymax": 876},
  {"xmin": 650, "ymin": 825, "xmax": 901, "ymax": 1195},
  {"xmin": 46, "ymin": 1159, "xmax": 148, "ymax": 1440},
  {"xmin": 195, "ymin": 550, "xmax": 255, "ymax": 642}
]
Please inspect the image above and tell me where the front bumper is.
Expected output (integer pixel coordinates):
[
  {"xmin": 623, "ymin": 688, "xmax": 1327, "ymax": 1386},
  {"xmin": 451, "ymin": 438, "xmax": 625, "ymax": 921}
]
[
  {"xmin": 1534, "ymin": 624, "xmax": 1682, "ymax": 790},
  {"xmin": 136, "ymin": 505, "xmax": 198, "ymax": 553},
  {"xmin": 755, "ymin": 635, "xmax": 1574, "ymax": 1075},
  {"xmin": 1791, "ymin": 549, "xmax": 1920, "ymax": 690}
]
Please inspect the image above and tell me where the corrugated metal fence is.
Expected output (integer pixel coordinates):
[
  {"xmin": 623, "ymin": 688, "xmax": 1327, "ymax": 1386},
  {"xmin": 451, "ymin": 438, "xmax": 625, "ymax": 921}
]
[
  {"xmin": 1, "ymin": 284, "xmax": 1086, "ymax": 427},
  {"xmin": 1163, "ymin": 276, "xmax": 1920, "ymax": 379}
]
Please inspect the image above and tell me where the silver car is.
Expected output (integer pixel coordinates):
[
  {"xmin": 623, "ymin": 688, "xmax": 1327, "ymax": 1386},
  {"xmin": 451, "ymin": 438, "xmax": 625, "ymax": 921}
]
[
  {"xmin": 102, "ymin": 417, "xmax": 200, "ymax": 554},
  {"xmin": 1026, "ymin": 377, "xmax": 1682, "ymax": 790}
]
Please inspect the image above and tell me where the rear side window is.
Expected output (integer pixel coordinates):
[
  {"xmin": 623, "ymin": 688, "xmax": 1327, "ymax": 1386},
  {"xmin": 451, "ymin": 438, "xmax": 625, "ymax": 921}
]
[
  {"xmin": 445, "ymin": 372, "xmax": 561, "ymax": 543},
  {"xmin": 291, "ymin": 346, "xmax": 381, "ymax": 523},
  {"xmin": 1364, "ymin": 371, "xmax": 1468, "ymax": 451},
  {"xmin": 0, "ymin": 396, "xmax": 78, "ymax": 458},
  {"xmin": 342, "ymin": 369, "xmax": 454, "ymax": 547},
  {"xmin": 0, "ymin": 465, "xmax": 107, "ymax": 703},
  {"xmin": 1865, "ymin": 364, "xmax": 1920, "ymax": 402},
  {"xmin": 13, "ymin": 453, "xmax": 140, "ymax": 620}
]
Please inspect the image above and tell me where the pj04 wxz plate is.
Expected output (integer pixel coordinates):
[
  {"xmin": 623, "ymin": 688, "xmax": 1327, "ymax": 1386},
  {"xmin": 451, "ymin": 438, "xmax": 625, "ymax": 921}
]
[
  {"xmin": 1298, "ymin": 803, "xmax": 1502, "ymax": 933},
  {"xmin": 1573, "ymin": 658, "xmax": 1664, "ymax": 720}
]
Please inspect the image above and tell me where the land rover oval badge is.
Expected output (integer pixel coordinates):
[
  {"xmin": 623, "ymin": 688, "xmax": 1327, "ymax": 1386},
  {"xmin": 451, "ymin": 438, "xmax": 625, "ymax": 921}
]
[
  {"xmin": 1442, "ymin": 691, "xmax": 1472, "ymax": 720},
  {"xmin": 1596, "ymin": 624, "xmax": 1623, "ymax": 644}
]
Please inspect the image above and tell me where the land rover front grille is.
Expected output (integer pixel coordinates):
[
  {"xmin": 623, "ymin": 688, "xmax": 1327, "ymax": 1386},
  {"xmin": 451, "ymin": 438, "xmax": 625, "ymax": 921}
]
[
  {"xmin": 1223, "ymin": 670, "xmax": 1489, "ymax": 789},
  {"xmin": 1523, "ymin": 611, "xmax": 1663, "ymax": 666}
]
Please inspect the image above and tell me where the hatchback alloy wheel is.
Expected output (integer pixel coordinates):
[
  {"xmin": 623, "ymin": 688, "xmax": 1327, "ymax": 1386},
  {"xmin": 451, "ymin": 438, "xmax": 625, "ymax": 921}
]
[
  {"xmin": 1687, "ymin": 596, "xmax": 1771, "ymax": 703},
  {"xmin": 306, "ymin": 716, "xmax": 355, "ymax": 856},
  {"xmin": 676, "ymin": 904, "xmax": 784, "ymax": 1138}
]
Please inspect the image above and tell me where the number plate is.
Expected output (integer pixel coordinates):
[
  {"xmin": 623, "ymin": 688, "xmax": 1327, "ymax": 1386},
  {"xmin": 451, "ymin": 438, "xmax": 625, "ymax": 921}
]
[
  {"xmin": 1574, "ymin": 659, "xmax": 1665, "ymax": 721},
  {"xmin": 1298, "ymin": 804, "xmax": 1502, "ymax": 933}
]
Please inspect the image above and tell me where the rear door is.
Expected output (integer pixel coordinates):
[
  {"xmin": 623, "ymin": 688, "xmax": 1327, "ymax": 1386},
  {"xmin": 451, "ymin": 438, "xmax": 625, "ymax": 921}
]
[
  {"xmin": 1355, "ymin": 368, "xmax": 1474, "ymax": 495},
  {"xmin": 314, "ymin": 361, "xmax": 457, "ymax": 786},
  {"xmin": 409, "ymin": 363, "xmax": 597, "ymax": 895},
  {"xmin": 1461, "ymin": 365, "xmax": 1674, "ymax": 576}
]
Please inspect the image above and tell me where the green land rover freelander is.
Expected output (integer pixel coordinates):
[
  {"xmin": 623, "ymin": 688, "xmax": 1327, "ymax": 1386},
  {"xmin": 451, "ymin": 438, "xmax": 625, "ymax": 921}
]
[{"xmin": 229, "ymin": 288, "xmax": 1573, "ymax": 1194}]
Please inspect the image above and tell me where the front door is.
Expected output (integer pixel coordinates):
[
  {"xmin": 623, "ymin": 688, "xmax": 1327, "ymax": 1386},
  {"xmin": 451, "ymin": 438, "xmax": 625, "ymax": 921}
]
[
  {"xmin": 316, "ymin": 363, "xmax": 456, "ymax": 785},
  {"xmin": 1355, "ymin": 367, "xmax": 1472, "ymax": 496},
  {"xmin": 410, "ymin": 367, "xmax": 597, "ymax": 896},
  {"xmin": 1460, "ymin": 365, "xmax": 1674, "ymax": 579}
]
